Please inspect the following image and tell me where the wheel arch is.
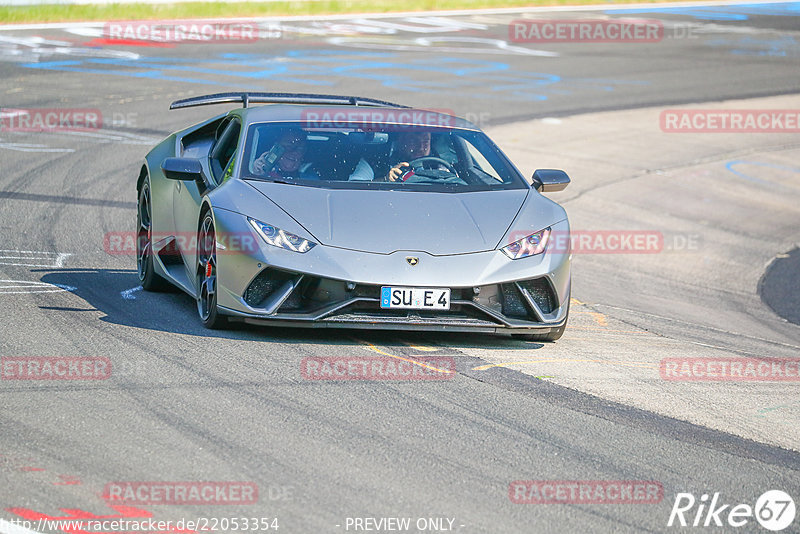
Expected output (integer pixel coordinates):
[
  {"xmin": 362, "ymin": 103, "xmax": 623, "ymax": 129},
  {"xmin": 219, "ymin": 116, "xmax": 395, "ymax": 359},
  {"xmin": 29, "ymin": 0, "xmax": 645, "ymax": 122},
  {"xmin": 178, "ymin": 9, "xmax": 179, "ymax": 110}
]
[
  {"xmin": 196, "ymin": 200, "xmax": 216, "ymax": 278},
  {"xmin": 198, "ymin": 199, "xmax": 214, "ymax": 228},
  {"xmin": 136, "ymin": 164, "xmax": 148, "ymax": 194}
]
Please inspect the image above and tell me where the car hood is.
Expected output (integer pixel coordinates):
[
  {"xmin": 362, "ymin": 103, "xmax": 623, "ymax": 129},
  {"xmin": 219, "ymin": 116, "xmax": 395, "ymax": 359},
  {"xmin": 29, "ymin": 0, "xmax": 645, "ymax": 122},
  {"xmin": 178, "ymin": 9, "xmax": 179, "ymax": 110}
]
[{"xmin": 245, "ymin": 182, "xmax": 530, "ymax": 255}]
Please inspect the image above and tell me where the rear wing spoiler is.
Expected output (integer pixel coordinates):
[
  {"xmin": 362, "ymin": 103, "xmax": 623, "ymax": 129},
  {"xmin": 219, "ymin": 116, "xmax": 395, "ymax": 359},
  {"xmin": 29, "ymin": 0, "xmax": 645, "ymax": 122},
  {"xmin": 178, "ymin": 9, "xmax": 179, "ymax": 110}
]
[{"xmin": 170, "ymin": 92, "xmax": 409, "ymax": 110}]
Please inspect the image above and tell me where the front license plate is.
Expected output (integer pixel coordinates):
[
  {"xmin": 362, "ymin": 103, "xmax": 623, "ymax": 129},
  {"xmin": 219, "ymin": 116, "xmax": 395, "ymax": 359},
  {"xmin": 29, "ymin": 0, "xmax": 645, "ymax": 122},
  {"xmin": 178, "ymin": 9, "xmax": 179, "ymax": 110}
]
[{"xmin": 380, "ymin": 287, "xmax": 451, "ymax": 310}]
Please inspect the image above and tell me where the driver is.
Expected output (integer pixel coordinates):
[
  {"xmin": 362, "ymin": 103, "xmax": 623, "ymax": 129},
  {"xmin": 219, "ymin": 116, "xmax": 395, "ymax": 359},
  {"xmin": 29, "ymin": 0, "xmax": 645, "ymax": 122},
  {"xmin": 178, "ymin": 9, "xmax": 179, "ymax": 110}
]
[
  {"xmin": 347, "ymin": 130, "xmax": 451, "ymax": 182},
  {"xmin": 384, "ymin": 131, "xmax": 433, "ymax": 182}
]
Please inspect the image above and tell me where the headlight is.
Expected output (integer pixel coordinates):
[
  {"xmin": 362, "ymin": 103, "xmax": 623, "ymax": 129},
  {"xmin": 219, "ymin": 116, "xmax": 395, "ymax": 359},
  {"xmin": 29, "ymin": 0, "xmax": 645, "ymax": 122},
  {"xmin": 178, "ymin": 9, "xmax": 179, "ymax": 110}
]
[
  {"xmin": 248, "ymin": 218, "xmax": 316, "ymax": 253},
  {"xmin": 501, "ymin": 227, "xmax": 550, "ymax": 259}
]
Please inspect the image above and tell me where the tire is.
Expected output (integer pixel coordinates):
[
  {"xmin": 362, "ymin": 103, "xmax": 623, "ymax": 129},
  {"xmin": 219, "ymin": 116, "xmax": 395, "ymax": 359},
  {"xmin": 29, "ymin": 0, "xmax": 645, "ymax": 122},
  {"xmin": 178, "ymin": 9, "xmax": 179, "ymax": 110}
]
[
  {"xmin": 137, "ymin": 179, "xmax": 171, "ymax": 291},
  {"xmin": 196, "ymin": 211, "xmax": 228, "ymax": 329},
  {"xmin": 512, "ymin": 296, "xmax": 570, "ymax": 342}
]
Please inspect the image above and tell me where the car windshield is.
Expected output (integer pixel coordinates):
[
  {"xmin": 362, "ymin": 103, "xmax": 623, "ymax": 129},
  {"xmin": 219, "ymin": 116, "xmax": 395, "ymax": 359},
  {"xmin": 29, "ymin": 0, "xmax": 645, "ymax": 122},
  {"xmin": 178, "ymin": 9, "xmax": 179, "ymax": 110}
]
[{"xmin": 239, "ymin": 122, "xmax": 527, "ymax": 192}]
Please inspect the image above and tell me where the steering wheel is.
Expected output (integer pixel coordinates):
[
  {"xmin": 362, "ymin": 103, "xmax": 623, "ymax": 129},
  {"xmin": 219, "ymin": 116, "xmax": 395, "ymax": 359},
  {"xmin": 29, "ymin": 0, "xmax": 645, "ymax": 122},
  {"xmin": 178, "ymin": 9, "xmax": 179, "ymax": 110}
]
[{"xmin": 408, "ymin": 156, "xmax": 457, "ymax": 175}]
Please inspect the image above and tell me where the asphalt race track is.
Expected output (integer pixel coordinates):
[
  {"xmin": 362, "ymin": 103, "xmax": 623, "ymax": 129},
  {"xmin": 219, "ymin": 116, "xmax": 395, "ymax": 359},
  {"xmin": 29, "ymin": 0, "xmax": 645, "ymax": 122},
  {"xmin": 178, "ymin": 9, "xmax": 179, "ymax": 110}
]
[{"xmin": 1, "ymin": 2, "xmax": 800, "ymax": 533}]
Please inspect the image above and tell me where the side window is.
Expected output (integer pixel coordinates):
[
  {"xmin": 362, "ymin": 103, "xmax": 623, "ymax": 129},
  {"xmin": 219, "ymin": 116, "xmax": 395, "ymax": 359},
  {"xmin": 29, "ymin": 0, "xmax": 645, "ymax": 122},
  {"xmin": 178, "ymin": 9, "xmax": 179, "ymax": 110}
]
[
  {"xmin": 210, "ymin": 119, "xmax": 241, "ymax": 183},
  {"xmin": 221, "ymin": 151, "xmax": 237, "ymax": 183}
]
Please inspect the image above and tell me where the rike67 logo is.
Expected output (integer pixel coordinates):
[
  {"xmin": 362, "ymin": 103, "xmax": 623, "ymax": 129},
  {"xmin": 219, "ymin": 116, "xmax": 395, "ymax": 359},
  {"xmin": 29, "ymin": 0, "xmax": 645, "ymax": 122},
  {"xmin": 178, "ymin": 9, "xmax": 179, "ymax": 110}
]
[{"xmin": 668, "ymin": 490, "xmax": 796, "ymax": 531}]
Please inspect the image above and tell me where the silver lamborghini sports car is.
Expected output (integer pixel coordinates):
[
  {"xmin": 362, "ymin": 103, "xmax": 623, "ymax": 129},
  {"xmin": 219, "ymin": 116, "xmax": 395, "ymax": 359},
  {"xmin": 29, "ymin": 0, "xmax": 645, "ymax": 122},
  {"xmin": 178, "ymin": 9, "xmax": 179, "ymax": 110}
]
[{"xmin": 136, "ymin": 92, "xmax": 571, "ymax": 340}]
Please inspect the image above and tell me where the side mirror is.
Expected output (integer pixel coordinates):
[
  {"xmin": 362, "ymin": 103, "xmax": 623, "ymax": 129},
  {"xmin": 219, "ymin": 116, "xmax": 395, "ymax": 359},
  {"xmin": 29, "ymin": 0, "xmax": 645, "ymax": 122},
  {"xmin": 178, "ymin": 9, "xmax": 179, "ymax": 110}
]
[
  {"xmin": 531, "ymin": 169, "xmax": 570, "ymax": 192},
  {"xmin": 162, "ymin": 157, "xmax": 204, "ymax": 182}
]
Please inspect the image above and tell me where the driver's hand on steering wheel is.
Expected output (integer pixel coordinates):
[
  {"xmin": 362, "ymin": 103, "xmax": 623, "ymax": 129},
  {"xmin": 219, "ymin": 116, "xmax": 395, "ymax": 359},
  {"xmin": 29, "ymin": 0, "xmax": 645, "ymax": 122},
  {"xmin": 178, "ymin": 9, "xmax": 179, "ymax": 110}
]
[{"xmin": 386, "ymin": 162, "xmax": 410, "ymax": 182}]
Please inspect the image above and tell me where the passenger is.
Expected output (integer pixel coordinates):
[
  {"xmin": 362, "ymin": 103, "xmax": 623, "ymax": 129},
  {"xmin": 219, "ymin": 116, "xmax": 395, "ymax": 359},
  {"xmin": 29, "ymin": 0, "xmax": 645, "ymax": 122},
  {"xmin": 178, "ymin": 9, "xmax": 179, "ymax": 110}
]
[{"xmin": 253, "ymin": 128, "xmax": 319, "ymax": 179}]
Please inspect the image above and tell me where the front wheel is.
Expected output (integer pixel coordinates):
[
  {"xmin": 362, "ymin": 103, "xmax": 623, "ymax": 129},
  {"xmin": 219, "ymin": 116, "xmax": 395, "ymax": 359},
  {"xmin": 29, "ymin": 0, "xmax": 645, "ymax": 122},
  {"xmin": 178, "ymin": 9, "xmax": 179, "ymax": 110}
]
[
  {"xmin": 137, "ymin": 179, "xmax": 170, "ymax": 291},
  {"xmin": 197, "ymin": 212, "xmax": 227, "ymax": 329}
]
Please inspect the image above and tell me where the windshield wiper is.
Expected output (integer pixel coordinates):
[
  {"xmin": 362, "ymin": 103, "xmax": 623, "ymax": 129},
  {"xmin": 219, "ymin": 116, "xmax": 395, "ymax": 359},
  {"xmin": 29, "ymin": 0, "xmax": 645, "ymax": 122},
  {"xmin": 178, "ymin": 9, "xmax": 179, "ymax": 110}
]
[{"xmin": 243, "ymin": 176, "xmax": 298, "ymax": 185}]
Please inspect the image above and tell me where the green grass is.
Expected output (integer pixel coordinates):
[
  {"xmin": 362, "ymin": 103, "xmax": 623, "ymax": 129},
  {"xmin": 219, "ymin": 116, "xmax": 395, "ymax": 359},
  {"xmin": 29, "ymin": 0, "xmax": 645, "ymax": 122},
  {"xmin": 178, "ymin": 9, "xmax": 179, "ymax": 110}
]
[{"xmin": 1, "ymin": 0, "xmax": 681, "ymax": 24}]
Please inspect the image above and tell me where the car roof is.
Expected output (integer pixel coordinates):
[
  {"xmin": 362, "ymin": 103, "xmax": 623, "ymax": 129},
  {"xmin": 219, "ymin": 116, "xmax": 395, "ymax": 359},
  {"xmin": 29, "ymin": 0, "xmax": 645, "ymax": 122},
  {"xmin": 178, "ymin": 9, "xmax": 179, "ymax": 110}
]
[{"xmin": 237, "ymin": 104, "xmax": 481, "ymax": 131}]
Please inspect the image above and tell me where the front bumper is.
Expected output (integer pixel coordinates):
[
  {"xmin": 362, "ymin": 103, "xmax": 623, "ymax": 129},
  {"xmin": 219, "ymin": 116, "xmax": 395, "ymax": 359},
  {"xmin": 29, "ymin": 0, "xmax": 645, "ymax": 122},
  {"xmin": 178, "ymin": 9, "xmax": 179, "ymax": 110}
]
[{"xmin": 212, "ymin": 209, "xmax": 571, "ymax": 334}]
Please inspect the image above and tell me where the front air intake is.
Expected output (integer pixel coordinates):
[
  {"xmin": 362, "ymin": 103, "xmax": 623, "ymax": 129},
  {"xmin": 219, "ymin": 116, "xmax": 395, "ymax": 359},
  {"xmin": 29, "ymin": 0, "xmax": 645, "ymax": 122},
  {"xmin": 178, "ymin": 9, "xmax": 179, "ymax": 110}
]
[
  {"xmin": 500, "ymin": 283, "xmax": 529, "ymax": 318},
  {"xmin": 243, "ymin": 269, "xmax": 295, "ymax": 308},
  {"xmin": 517, "ymin": 278, "xmax": 557, "ymax": 314}
]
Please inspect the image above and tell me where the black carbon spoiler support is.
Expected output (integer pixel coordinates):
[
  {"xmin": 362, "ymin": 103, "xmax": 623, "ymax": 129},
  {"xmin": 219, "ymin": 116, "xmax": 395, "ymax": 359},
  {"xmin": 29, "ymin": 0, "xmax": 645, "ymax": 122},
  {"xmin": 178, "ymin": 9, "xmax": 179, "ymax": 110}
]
[{"xmin": 169, "ymin": 92, "xmax": 409, "ymax": 110}]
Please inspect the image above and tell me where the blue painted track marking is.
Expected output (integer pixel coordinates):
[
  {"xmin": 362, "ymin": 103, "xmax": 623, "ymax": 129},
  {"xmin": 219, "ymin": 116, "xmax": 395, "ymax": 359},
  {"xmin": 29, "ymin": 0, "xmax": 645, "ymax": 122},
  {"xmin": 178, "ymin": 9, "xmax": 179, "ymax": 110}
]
[
  {"xmin": 705, "ymin": 36, "xmax": 800, "ymax": 57},
  {"xmin": 21, "ymin": 50, "xmax": 647, "ymax": 101},
  {"xmin": 726, "ymin": 160, "xmax": 800, "ymax": 188},
  {"xmin": 606, "ymin": 1, "xmax": 800, "ymax": 21}
]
